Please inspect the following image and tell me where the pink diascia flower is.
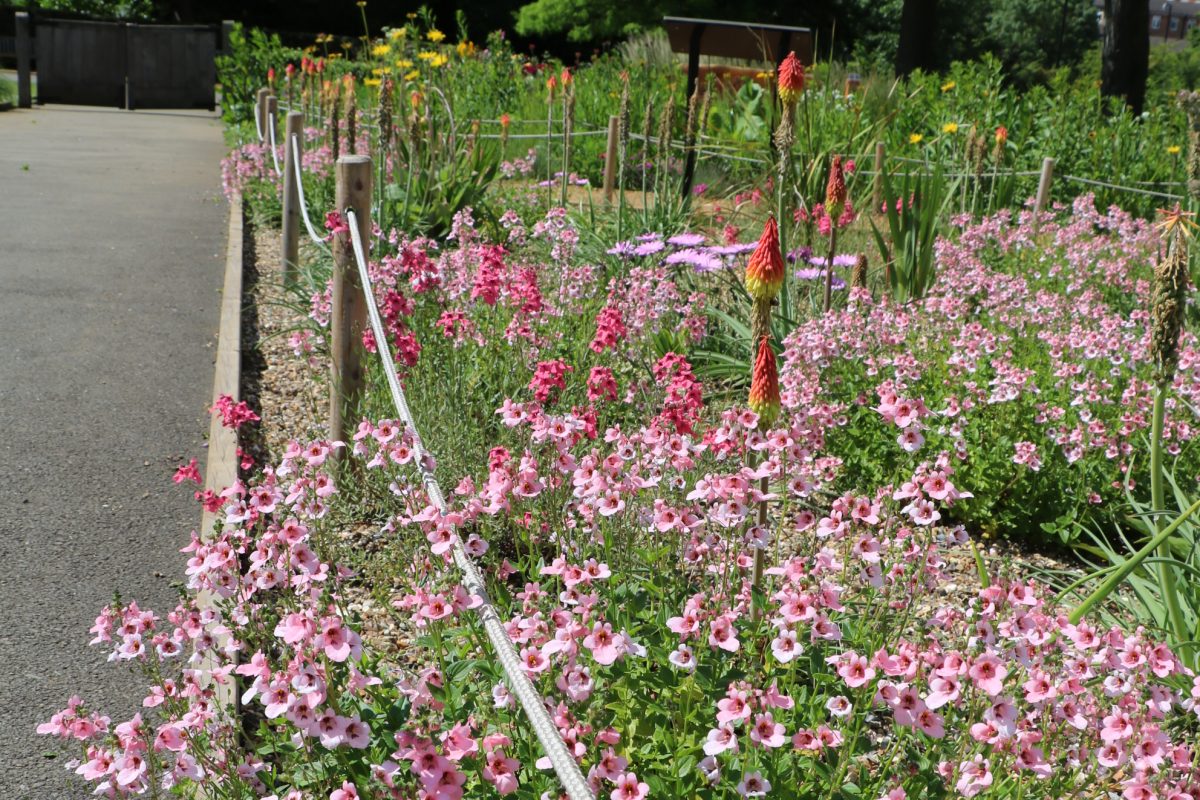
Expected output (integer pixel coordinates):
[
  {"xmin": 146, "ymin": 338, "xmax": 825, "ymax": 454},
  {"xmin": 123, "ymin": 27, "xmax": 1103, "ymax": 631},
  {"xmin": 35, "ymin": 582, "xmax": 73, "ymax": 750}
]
[
  {"xmin": 611, "ymin": 772, "xmax": 649, "ymax": 800},
  {"xmin": 330, "ymin": 781, "xmax": 358, "ymax": 800}
]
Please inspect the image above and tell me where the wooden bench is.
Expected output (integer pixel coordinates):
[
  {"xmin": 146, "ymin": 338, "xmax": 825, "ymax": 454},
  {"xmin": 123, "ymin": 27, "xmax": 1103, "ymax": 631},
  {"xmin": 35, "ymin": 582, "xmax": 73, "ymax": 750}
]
[{"xmin": 663, "ymin": 16, "xmax": 813, "ymax": 197}]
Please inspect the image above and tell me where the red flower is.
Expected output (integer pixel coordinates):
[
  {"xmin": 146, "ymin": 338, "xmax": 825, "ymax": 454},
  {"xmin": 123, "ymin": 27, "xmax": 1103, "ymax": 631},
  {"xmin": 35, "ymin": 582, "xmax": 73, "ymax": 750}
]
[
  {"xmin": 995, "ymin": 125, "xmax": 1008, "ymax": 146},
  {"xmin": 825, "ymin": 155, "xmax": 846, "ymax": 217},
  {"xmin": 748, "ymin": 337, "xmax": 780, "ymax": 427},
  {"xmin": 744, "ymin": 216, "xmax": 785, "ymax": 301},
  {"xmin": 777, "ymin": 51, "xmax": 805, "ymax": 106}
]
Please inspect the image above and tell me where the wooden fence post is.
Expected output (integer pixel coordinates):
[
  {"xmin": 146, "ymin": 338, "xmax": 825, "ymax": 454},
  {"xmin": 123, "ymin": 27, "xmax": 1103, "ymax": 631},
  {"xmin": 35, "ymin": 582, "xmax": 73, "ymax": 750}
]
[
  {"xmin": 873, "ymin": 141, "xmax": 885, "ymax": 211},
  {"xmin": 281, "ymin": 111, "xmax": 304, "ymax": 286},
  {"xmin": 1034, "ymin": 156, "xmax": 1055, "ymax": 232},
  {"xmin": 255, "ymin": 87, "xmax": 270, "ymax": 139},
  {"xmin": 602, "ymin": 114, "xmax": 620, "ymax": 203},
  {"xmin": 330, "ymin": 155, "xmax": 373, "ymax": 449},
  {"xmin": 15, "ymin": 12, "xmax": 32, "ymax": 108},
  {"xmin": 265, "ymin": 94, "xmax": 279, "ymax": 146}
]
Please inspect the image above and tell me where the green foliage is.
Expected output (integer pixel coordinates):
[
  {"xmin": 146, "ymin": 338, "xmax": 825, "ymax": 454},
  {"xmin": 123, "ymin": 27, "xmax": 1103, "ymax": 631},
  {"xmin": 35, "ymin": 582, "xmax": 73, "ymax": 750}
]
[
  {"xmin": 870, "ymin": 163, "xmax": 958, "ymax": 303},
  {"xmin": 28, "ymin": 0, "xmax": 154, "ymax": 20},
  {"xmin": 983, "ymin": 0, "xmax": 1099, "ymax": 86},
  {"xmin": 215, "ymin": 23, "xmax": 302, "ymax": 125},
  {"xmin": 1062, "ymin": 464, "xmax": 1200, "ymax": 668},
  {"xmin": 514, "ymin": 0, "xmax": 660, "ymax": 42}
]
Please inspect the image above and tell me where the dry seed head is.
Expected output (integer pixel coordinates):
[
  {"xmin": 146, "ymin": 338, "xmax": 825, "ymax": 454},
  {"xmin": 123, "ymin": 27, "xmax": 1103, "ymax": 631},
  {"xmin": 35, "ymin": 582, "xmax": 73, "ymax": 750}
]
[
  {"xmin": 1151, "ymin": 209, "xmax": 1194, "ymax": 382},
  {"xmin": 852, "ymin": 253, "xmax": 868, "ymax": 289}
]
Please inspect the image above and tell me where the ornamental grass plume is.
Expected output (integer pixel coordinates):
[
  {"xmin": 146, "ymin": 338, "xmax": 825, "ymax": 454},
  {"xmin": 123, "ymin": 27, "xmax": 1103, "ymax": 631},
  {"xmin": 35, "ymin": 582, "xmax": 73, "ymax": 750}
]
[
  {"xmin": 329, "ymin": 80, "xmax": 341, "ymax": 162},
  {"xmin": 1178, "ymin": 91, "xmax": 1200, "ymax": 200},
  {"xmin": 745, "ymin": 216, "xmax": 785, "ymax": 302},
  {"xmin": 777, "ymin": 51, "xmax": 805, "ymax": 107},
  {"xmin": 344, "ymin": 75, "xmax": 357, "ymax": 155},
  {"xmin": 851, "ymin": 252, "xmax": 868, "ymax": 290},
  {"xmin": 1148, "ymin": 203, "xmax": 1196, "ymax": 648},
  {"xmin": 1151, "ymin": 206, "xmax": 1194, "ymax": 381},
  {"xmin": 748, "ymin": 336, "xmax": 780, "ymax": 427}
]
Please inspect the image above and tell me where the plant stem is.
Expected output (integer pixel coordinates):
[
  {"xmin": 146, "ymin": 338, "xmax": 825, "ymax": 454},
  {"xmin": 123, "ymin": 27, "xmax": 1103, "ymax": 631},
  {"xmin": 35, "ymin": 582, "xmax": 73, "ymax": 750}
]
[
  {"xmin": 823, "ymin": 224, "xmax": 839, "ymax": 313},
  {"xmin": 1069, "ymin": 494, "xmax": 1200, "ymax": 624},
  {"xmin": 1151, "ymin": 381, "xmax": 1189, "ymax": 645}
]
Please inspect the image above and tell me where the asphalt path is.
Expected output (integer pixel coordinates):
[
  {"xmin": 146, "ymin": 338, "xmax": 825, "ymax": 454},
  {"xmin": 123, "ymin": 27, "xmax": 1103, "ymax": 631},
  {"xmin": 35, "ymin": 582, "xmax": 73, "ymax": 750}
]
[{"xmin": 0, "ymin": 106, "xmax": 227, "ymax": 798}]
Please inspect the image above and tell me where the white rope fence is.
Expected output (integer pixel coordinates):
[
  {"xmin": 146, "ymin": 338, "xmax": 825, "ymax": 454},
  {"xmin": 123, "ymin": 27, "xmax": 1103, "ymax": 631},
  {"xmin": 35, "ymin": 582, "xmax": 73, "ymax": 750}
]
[
  {"xmin": 253, "ymin": 100, "xmax": 265, "ymax": 143},
  {"xmin": 345, "ymin": 209, "xmax": 594, "ymax": 800},
  {"xmin": 266, "ymin": 116, "xmax": 283, "ymax": 178},
  {"xmin": 290, "ymin": 133, "xmax": 328, "ymax": 246}
]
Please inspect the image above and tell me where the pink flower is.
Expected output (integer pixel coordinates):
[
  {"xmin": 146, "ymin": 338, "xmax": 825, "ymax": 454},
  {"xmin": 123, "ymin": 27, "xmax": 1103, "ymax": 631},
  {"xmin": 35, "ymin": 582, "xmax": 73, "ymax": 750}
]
[
  {"xmin": 833, "ymin": 651, "xmax": 875, "ymax": 688},
  {"xmin": 709, "ymin": 614, "xmax": 740, "ymax": 652},
  {"xmin": 968, "ymin": 654, "xmax": 1007, "ymax": 696},
  {"xmin": 583, "ymin": 621, "xmax": 625, "ymax": 666},
  {"xmin": 704, "ymin": 724, "xmax": 738, "ymax": 756},
  {"xmin": 172, "ymin": 458, "xmax": 202, "ymax": 485},
  {"xmin": 330, "ymin": 781, "xmax": 358, "ymax": 800},
  {"xmin": 610, "ymin": 772, "xmax": 649, "ymax": 800},
  {"xmin": 737, "ymin": 771, "xmax": 771, "ymax": 797},
  {"xmin": 955, "ymin": 755, "xmax": 993, "ymax": 797},
  {"xmin": 749, "ymin": 713, "xmax": 786, "ymax": 749}
]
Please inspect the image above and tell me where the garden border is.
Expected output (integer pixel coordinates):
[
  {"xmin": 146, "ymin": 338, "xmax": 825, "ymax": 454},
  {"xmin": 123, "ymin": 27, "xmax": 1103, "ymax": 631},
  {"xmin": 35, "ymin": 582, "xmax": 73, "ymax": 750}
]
[{"xmin": 197, "ymin": 191, "xmax": 244, "ymax": 718}]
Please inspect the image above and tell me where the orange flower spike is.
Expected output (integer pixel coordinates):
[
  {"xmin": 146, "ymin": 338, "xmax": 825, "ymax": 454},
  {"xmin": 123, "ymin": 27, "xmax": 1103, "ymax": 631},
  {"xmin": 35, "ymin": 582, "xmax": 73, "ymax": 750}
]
[
  {"xmin": 995, "ymin": 125, "xmax": 1008, "ymax": 146},
  {"xmin": 777, "ymin": 51, "xmax": 805, "ymax": 106},
  {"xmin": 500, "ymin": 112, "xmax": 511, "ymax": 129},
  {"xmin": 825, "ymin": 155, "xmax": 846, "ymax": 213},
  {"xmin": 744, "ymin": 216, "xmax": 785, "ymax": 301},
  {"xmin": 748, "ymin": 336, "xmax": 781, "ymax": 427}
]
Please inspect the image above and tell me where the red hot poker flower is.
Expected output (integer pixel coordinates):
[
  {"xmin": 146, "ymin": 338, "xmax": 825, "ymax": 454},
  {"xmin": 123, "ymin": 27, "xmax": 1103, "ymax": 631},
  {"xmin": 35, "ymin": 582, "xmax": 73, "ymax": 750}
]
[
  {"xmin": 825, "ymin": 155, "xmax": 846, "ymax": 215},
  {"xmin": 777, "ymin": 51, "xmax": 805, "ymax": 106},
  {"xmin": 745, "ymin": 216, "xmax": 785, "ymax": 301},
  {"xmin": 748, "ymin": 336, "xmax": 781, "ymax": 427}
]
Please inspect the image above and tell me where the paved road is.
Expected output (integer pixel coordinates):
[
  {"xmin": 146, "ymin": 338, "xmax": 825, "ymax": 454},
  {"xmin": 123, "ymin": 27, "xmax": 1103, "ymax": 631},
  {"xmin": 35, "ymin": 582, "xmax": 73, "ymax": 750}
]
[{"xmin": 0, "ymin": 106, "xmax": 227, "ymax": 798}]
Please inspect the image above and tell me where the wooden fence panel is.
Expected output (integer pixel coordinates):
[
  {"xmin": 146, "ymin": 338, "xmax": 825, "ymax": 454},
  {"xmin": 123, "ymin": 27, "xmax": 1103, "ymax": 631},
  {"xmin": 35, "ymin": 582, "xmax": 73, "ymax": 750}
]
[
  {"xmin": 126, "ymin": 24, "xmax": 216, "ymax": 111},
  {"xmin": 34, "ymin": 18, "xmax": 125, "ymax": 108}
]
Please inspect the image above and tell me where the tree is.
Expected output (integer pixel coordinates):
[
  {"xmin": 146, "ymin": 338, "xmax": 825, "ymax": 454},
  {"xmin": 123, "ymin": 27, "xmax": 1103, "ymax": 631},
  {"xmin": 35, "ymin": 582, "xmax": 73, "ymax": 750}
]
[
  {"xmin": 895, "ymin": 0, "xmax": 938, "ymax": 76},
  {"xmin": 1101, "ymin": 0, "xmax": 1149, "ymax": 115},
  {"xmin": 985, "ymin": 0, "xmax": 1098, "ymax": 86}
]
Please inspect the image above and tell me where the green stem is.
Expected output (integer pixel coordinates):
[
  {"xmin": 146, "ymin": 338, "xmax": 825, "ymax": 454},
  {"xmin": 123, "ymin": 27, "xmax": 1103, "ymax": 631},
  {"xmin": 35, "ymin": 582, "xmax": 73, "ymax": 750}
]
[
  {"xmin": 823, "ymin": 225, "xmax": 839, "ymax": 313},
  {"xmin": 1069, "ymin": 493, "xmax": 1200, "ymax": 625},
  {"xmin": 1151, "ymin": 382, "xmax": 1189, "ymax": 645}
]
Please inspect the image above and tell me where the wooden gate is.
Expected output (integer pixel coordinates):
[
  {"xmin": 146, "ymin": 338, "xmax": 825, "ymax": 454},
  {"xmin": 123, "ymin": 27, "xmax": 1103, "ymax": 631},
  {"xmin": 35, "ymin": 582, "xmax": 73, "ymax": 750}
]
[
  {"xmin": 21, "ymin": 15, "xmax": 217, "ymax": 110},
  {"xmin": 34, "ymin": 18, "xmax": 126, "ymax": 108},
  {"xmin": 126, "ymin": 24, "xmax": 217, "ymax": 111}
]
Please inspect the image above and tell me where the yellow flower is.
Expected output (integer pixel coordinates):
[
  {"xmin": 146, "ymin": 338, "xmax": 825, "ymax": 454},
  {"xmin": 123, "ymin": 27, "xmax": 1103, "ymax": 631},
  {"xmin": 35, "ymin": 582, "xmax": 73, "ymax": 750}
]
[
  {"xmin": 430, "ymin": 53, "xmax": 448, "ymax": 68},
  {"xmin": 396, "ymin": 59, "xmax": 414, "ymax": 69},
  {"xmin": 456, "ymin": 40, "xmax": 476, "ymax": 58},
  {"xmin": 388, "ymin": 28, "xmax": 406, "ymax": 40},
  {"xmin": 364, "ymin": 78, "xmax": 381, "ymax": 87},
  {"xmin": 426, "ymin": 29, "xmax": 445, "ymax": 43},
  {"xmin": 417, "ymin": 50, "xmax": 438, "ymax": 61},
  {"xmin": 404, "ymin": 70, "xmax": 420, "ymax": 81},
  {"xmin": 372, "ymin": 43, "xmax": 391, "ymax": 57},
  {"xmin": 372, "ymin": 67, "xmax": 388, "ymax": 76},
  {"xmin": 1168, "ymin": 145, "xmax": 1182, "ymax": 155},
  {"xmin": 942, "ymin": 122, "xmax": 958, "ymax": 134},
  {"xmin": 909, "ymin": 133, "xmax": 923, "ymax": 144},
  {"xmin": 941, "ymin": 81, "xmax": 956, "ymax": 92}
]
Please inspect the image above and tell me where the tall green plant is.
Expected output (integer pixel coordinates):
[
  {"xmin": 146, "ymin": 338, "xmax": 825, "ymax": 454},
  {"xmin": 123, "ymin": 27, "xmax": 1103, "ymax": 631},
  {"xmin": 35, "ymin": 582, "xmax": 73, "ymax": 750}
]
[
  {"xmin": 215, "ymin": 24, "xmax": 301, "ymax": 126},
  {"xmin": 869, "ymin": 162, "xmax": 959, "ymax": 303}
]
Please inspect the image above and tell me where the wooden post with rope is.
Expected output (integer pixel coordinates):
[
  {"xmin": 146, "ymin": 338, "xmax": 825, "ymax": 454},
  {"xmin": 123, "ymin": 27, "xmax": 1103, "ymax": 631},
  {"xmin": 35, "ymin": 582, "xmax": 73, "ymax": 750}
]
[
  {"xmin": 330, "ymin": 156, "xmax": 373, "ymax": 449},
  {"xmin": 281, "ymin": 111, "xmax": 304, "ymax": 286}
]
